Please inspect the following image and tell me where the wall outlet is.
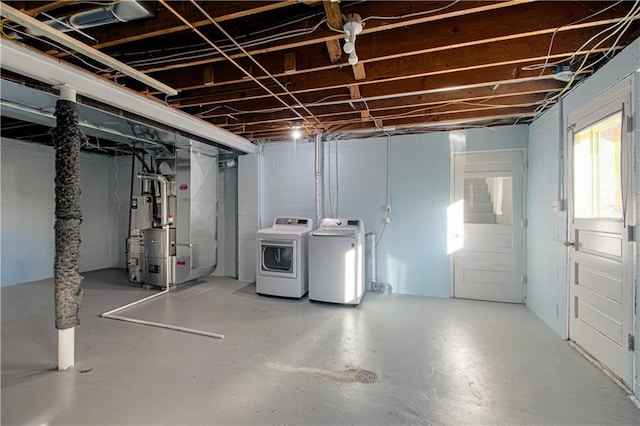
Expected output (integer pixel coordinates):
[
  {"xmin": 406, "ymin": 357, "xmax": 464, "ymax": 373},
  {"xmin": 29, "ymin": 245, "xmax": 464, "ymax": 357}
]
[{"xmin": 551, "ymin": 200, "xmax": 564, "ymax": 212}]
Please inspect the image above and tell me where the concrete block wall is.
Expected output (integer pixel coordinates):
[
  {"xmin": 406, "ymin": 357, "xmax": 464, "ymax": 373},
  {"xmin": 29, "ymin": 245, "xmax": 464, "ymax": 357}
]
[
  {"xmin": 258, "ymin": 126, "xmax": 528, "ymax": 297},
  {"xmin": 1, "ymin": 138, "xmax": 131, "ymax": 287},
  {"xmin": 526, "ymin": 104, "xmax": 567, "ymax": 337},
  {"xmin": 526, "ymin": 38, "xmax": 640, "ymax": 396},
  {"xmin": 214, "ymin": 167, "xmax": 238, "ymax": 278}
]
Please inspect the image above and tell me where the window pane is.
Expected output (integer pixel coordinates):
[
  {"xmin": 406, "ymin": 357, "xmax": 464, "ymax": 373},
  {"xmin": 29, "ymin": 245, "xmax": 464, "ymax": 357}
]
[
  {"xmin": 574, "ymin": 113, "xmax": 622, "ymax": 219},
  {"xmin": 464, "ymin": 176, "xmax": 513, "ymax": 224}
]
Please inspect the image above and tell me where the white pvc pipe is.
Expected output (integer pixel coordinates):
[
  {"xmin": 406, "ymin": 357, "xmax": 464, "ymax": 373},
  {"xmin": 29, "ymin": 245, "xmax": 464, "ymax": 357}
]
[
  {"xmin": 57, "ymin": 327, "xmax": 74, "ymax": 371},
  {"xmin": 315, "ymin": 134, "xmax": 324, "ymax": 228},
  {"xmin": 101, "ymin": 173, "xmax": 224, "ymax": 340},
  {"xmin": 100, "ymin": 280, "xmax": 224, "ymax": 339},
  {"xmin": 58, "ymin": 85, "xmax": 76, "ymax": 102},
  {"xmin": 367, "ymin": 232, "xmax": 376, "ymax": 285}
]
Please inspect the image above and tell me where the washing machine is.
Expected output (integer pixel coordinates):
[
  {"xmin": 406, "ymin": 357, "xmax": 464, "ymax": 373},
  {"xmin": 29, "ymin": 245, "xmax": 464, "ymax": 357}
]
[
  {"xmin": 308, "ymin": 218, "xmax": 365, "ymax": 305},
  {"xmin": 256, "ymin": 217, "xmax": 314, "ymax": 298}
]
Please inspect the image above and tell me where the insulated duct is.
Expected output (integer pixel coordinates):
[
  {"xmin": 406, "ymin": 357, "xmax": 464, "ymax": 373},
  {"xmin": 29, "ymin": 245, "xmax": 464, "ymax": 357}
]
[
  {"xmin": 315, "ymin": 134, "xmax": 324, "ymax": 228},
  {"xmin": 45, "ymin": 0, "xmax": 153, "ymax": 32},
  {"xmin": 52, "ymin": 97, "xmax": 83, "ymax": 331}
]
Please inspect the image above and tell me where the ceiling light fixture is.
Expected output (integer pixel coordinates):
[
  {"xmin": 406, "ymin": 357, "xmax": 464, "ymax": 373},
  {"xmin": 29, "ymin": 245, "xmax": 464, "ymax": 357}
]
[
  {"xmin": 342, "ymin": 13, "xmax": 363, "ymax": 66},
  {"xmin": 292, "ymin": 126, "xmax": 301, "ymax": 139}
]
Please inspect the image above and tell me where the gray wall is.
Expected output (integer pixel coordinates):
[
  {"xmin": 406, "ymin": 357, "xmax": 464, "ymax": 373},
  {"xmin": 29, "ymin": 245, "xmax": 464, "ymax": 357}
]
[
  {"xmin": 237, "ymin": 153, "xmax": 261, "ymax": 282},
  {"xmin": 214, "ymin": 166, "xmax": 238, "ymax": 278},
  {"xmin": 526, "ymin": 38, "xmax": 640, "ymax": 396},
  {"xmin": 1, "ymin": 138, "xmax": 130, "ymax": 287},
  {"xmin": 258, "ymin": 125, "xmax": 528, "ymax": 297}
]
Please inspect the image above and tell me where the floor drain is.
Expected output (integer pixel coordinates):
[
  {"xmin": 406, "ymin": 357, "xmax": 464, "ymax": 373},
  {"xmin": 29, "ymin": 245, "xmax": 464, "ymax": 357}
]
[{"xmin": 353, "ymin": 369, "xmax": 377, "ymax": 384}]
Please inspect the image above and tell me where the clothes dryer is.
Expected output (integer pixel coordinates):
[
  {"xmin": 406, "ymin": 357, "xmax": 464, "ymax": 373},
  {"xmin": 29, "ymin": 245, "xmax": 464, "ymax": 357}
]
[{"xmin": 256, "ymin": 217, "xmax": 313, "ymax": 298}]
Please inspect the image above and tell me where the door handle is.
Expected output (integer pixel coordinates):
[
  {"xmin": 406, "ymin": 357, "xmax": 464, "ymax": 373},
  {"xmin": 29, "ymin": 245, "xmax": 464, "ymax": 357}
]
[{"xmin": 563, "ymin": 241, "xmax": 575, "ymax": 247}]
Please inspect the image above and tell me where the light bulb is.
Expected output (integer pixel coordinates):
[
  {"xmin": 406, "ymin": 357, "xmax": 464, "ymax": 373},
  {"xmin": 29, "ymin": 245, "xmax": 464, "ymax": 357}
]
[
  {"xmin": 292, "ymin": 127, "xmax": 301, "ymax": 139},
  {"xmin": 343, "ymin": 41, "xmax": 355, "ymax": 54},
  {"xmin": 348, "ymin": 52, "xmax": 358, "ymax": 65}
]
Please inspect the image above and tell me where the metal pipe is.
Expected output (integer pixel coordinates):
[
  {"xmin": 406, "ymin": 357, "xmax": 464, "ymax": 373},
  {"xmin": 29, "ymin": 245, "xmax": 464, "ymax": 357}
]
[
  {"xmin": 367, "ymin": 232, "xmax": 376, "ymax": 289},
  {"xmin": 315, "ymin": 134, "xmax": 324, "ymax": 228},
  {"xmin": 0, "ymin": 3, "xmax": 177, "ymax": 95},
  {"xmin": 138, "ymin": 173, "xmax": 168, "ymax": 223}
]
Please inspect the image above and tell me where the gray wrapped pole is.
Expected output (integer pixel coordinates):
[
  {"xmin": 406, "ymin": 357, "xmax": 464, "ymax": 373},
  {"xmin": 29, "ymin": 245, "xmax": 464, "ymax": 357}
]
[{"xmin": 52, "ymin": 86, "xmax": 83, "ymax": 370}]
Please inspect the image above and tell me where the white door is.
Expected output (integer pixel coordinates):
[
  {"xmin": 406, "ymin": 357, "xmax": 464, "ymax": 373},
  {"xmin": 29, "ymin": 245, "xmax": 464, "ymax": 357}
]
[
  {"xmin": 568, "ymin": 76, "xmax": 635, "ymax": 388},
  {"xmin": 452, "ymin": 150, "xmax": 526, "ymax": 303}
]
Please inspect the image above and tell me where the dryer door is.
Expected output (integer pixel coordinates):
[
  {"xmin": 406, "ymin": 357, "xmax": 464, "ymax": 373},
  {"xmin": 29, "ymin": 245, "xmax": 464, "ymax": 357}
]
[{"xmin": 260, "ymin": 239, "xmax": 297, "ymax": 278}]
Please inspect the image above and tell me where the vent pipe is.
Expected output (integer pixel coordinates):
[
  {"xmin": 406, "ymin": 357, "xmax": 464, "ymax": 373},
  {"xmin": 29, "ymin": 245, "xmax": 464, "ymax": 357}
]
[{"xmin": 315, "ymin": 134, "xmax": 324, "ymax": 228}]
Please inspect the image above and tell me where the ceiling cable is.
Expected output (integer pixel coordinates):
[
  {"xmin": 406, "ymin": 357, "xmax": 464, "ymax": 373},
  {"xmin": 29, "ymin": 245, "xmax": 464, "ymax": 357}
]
[
  {"xmin": 188, "ymin": 0, "xmax": 324, "ymax": 132},
  {"xmin": 158, "ymin": 0, "xmax": 322, "ymax": 134}
]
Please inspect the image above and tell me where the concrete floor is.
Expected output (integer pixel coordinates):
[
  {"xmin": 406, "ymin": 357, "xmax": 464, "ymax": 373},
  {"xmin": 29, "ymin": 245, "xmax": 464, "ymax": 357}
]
[{"xmin": 2, "ymin": 269, "xmax": 638, "ymax": 425}]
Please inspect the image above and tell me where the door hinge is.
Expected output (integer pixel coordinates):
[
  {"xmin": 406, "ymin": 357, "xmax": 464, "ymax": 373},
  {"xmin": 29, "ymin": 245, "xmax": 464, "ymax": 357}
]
[
  {"xmin": 628, "ymin": 334, "xmax": 635, "ymax": 351},
  {"xmin": 627, "ymin": 115, "xmax": 633, "ymax": 133},
  {"xmin": 521, "ymin": 275, "xmax": 527, "ymax": 284},
  {"xmin": 628, "ymin": 225, "xmax": 636, "ymax": 242},
  {"xmin": 521, "ymin": 218, "xmax": 528, "ymax": 228}
]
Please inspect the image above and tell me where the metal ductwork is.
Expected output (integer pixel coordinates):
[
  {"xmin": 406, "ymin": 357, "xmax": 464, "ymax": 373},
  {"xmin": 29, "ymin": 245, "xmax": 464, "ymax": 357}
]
[
  {"xmin": 127, "ymin": 140, "xmax": 219, "ymax": 288},
  {"xmin": 45, "ymin": 0, "xmax": 153, "ymax": 32}
]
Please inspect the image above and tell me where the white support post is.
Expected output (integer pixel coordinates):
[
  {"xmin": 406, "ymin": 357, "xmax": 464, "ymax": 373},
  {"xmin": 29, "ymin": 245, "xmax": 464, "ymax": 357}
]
[{"xmin": 58, "ymin": 327, "xmax": 75, "ymax": 371}]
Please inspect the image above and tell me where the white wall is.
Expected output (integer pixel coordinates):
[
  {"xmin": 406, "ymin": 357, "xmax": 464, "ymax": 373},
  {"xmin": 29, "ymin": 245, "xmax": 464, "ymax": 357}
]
[
  {"xmin": 527, "ymin": 38, "xmax": 640, "ymax": 396},
  {"xmin": 258, "ymin": 125, "xmax": 528, "ymax": 297},
  {"xmin": 1, "ymin": 138, "xmax": 130, "ymax": 287}
]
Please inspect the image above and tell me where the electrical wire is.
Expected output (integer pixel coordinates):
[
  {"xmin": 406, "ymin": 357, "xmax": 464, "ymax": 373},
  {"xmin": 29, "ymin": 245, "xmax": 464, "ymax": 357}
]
[
  {"xmin": 1, "ymin": 17, "xmax": 16, "ymax": 39},
  {"xmin": 172, "ymin": 0, "xmax": 323, "ymax": 133},
  {"xmin": 362, "ymin": 1, "xmax": 460, "ymax": 23},
  {"xmin": 9, "ymin": 26, "xmax": 111, "ymax": 73},
  {"xmin": 532, "ymin": 1, "xmax": 625, "ymax": 75},
  {"xmin": 122, "ymin": 17, "xmax": 328, "ymax": 70},
  {"xmin": 114, "ymin": 150, "xmax": 125, "ymax": 215},
  {"xmin": 533, "ymin": 1, "xmax": 640, "ymax": 118},
  {"xmin": 40, "ymin": 11, "xmax": 97, "ymax": 42}
]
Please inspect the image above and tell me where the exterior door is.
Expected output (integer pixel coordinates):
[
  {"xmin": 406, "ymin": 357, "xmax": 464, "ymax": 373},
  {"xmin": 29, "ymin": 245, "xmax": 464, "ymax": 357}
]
[
  {"xmin": 567, "ymin": 77, "xmax": 634, "ymax": 388},
  {"xmin": 452, "ymin": 150, "xmax": 526, "ymax": 303}
]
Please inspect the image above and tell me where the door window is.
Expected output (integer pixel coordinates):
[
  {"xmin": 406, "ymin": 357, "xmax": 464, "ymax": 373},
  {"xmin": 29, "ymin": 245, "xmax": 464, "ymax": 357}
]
[
  {"xmin": 464, "ymin": 176, "xmax": 513, "ymax": 224},
  {"xmin": 573, "ymin": 112, "xmax": 622, "ymax": 219}
]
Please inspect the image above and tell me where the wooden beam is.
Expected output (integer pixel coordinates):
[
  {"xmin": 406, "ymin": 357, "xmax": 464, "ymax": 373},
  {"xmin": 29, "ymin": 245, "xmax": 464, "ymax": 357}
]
[
  {"xmin": 348, "ymin": 85, "xmax": 369, "ymax": 120},
  {"xmin": 204, "ymin": 66, "xmax": 214, "ymax": 86},
  {"xmin": 284, "ymin": 52, "xmax": 297, "ymax": 74},
  {"xmin": 137, "ymin": 5, "xmax": 632, "ymax": 83},
  {"xmin": 323, "ymin": 0, "xmax": 343, "ymax": 64},
  {"xmin": 157, "ymin": 35, "xmax": 618, "ymax": 103},
  {"xmin": 54, "ymin": 1, "xmax": 302, "ymax": 54},
  {"xmin": 203, "ymin": 90, "xmax": 555, "ymax": 127},
  {"xmin": 352, "ymin": 62, "xmax": 366, "ymax": 80},
  {"xmin": 21, "ymin": 1, "xmax": 76, "ymax": 16}
]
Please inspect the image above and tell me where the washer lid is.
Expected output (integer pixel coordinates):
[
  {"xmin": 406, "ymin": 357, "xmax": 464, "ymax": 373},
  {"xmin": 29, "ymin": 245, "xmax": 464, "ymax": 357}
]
[{"xmin": 314, "ymin": 218, "xmax": 364, "ymax": 235}]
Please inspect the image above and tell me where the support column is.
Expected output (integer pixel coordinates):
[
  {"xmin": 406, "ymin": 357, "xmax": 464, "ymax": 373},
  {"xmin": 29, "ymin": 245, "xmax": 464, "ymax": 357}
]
[{"xmin": 53, "ymin": 85, "xmax": 83, "ymax": 371}]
